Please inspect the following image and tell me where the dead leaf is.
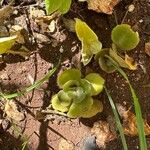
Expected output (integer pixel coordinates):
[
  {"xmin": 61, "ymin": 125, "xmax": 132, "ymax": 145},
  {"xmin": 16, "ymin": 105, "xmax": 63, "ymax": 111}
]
[
  {"xmin": 87, "ymin": 0, "xmax": 120, "ymax": 14},
  {"xmin": 10, "ymin": 25, "xmax": 30, "ymax": 44},
  {"xmin": 0, "ymin": 36, "xmax": 17, "ymax": 54},
  {"xmin": 58, "ymin": 138, "xmax": 74, "ymax": 150},
  {"xmin": 4, "ymin": 101, "xmax": 25, "ymax": 122},
  {"xmin": 91, "ymin": 121, "xmax": 116, "ymax": 148},
  {"xmin": 125, "ymin": 54, "xmax": 137, "ymax": 70},
  {"xmin": 145, "ymin": 42, "xmax": 150, "ymax": 57},
  {"xmin": 0, "ymin": 5, "xmax": 14, "ymax": 23},
  {"xmin": 117, "ymin": 104, "xmax": 150, "ymax": 136},
  {"xmin": 109, "ymin": 49, "xmax": 137, "ymax": 70}
]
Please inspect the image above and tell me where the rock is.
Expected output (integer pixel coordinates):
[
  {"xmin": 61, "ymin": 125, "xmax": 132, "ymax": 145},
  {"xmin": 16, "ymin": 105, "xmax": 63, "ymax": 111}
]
[
  {"xmin": 145, "ymin": 42, "xmax": 150, "ymax": 57},
  {"xmin": 58, "ymin": 138, "xmax": 74, "ymax": 150}
]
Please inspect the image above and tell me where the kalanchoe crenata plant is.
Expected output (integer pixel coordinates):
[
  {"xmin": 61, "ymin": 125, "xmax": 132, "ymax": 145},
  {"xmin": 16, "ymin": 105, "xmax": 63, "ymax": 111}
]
[
  {"xmin": 75, "ymin": 19, "xmax": 139, "ymax": 73},
  {"xmin": 51, "ymin": 69, "xmax": 104, "ymax": 118},
  {"xmin": 75, "ymin": 18, "xmax": 102, "ymax": 66},
  {"xmin": 95, "ymin": 24, "xmax": 139, "ymax": 73}
]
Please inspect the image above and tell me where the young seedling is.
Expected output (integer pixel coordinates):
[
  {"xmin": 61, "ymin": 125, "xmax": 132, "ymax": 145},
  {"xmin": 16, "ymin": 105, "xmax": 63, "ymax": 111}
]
[
  {"xmin": 75, "ymin": 18, "xmax": 102, "ymax": 65},
  {"xmin": 97, "ymin": 24, "xmax": 139, "ymax": 72},
  {"xmin": 51, "ymin": 69, "xmax": 104, "ymax": 118}
]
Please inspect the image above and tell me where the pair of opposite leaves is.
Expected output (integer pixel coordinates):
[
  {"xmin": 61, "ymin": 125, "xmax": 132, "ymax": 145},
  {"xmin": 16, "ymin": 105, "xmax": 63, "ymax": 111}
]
[{"xmin": 75, "ymin": 18, "xmax": 139, "ymax": 72}]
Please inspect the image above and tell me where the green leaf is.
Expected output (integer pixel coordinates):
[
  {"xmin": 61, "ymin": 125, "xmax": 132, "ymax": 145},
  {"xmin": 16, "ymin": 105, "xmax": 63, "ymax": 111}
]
[
  {"xmin": 81, "ymin": 99, "xmax": 103, "ymax": 118},
  {"xmin": 45, "ymin": 0, "xmax": 71, "ymax": 15},
  {"xmin": 45, "ymin": 0, "xmax": 60, "ymax": 15},
  {"xmin": 95, "ymin": 48, "xmax": 116, "ymax": 73},
  {"xmin": 105, "ymin": 87, "xmax": 128, "ymax": 150},
  {"xmin": 75, "ymin": 18, "xmax": 102, "ymax": 65},
  {"xmin": 107, "ymin": 56, "xmax": 147, "ymax": 150},
  {"xmin": 80, "ymin": 79, "xmax": 93, "ymax": 96},
  {"xmin": 57, "ymin": 90, "xmax": 72, "ymax": 106},
  {"xmin": 51, "ymin": 94, "xmax": 69, "ymax": 112},
  {"xmin": 67, "ymin": 87, "xmax": 86, "ymax": 103},
  {"xmin": 111, "ymin": 24, "xmax": 139, "ymax": 51},
  {"xmin": 0, "ymin": 36, "xmax": 17, "ymax": 54},
  {"xmin": 59, "ymin": 0, "xmax": 72, "ymax": 14},
  {"xmin": 57, "ymin": 69, "xmax": 81, "ymax": 88},
  {"xmin": 67, "ymin": 96, "xmax": 93, "ymax": 118},
  {"xmin": 85, "ymin": 73, "xmax": 105, "ymax": 95}
]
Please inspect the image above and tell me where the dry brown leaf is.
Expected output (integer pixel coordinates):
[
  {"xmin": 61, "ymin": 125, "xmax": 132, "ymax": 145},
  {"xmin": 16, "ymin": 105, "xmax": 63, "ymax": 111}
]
[
  {"xmin": 10, "ymin": 25, "xmax": 30, "ymax": 44},
  {"xmin": 0, "ymin": 5, "xmax": 14, "ymax": 23},
  {"xmin": 145, "ymin": 42, "xmax": 150, "ymax": 57},
  {"xmin": 58, "ymin": 138, "xmax": 74, "ymax": 150},
  {"xmin": 125, "ymin": 54, "xmax": 137, "ymax": 70},
  {"xmin": 91, "ymin": 121, "xmax": 117, "ymax": 148},
  {"xmin": 87, "ymin": 0, "xmax": 120, "ymax": 14},
  {"xmin": 4, "ymin": 101, "xmax": 25, "ymax": 122},
  {"xmin": 109, "ymin": 49, "xmax": 137, "ymax": 70},
  {"xmin": 117, "ymin": 104, "xmax": 150, "ymax": 136}
]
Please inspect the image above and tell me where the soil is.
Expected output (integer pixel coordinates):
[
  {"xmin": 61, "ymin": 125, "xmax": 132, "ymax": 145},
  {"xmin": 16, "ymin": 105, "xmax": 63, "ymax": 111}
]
[{"xmin": 0, "ymin": 0, "xmax": 150, "ymax": 150}]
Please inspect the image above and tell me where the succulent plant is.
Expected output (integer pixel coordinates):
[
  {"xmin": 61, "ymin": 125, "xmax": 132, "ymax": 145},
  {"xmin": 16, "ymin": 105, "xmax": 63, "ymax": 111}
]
[{"xmin": 51, "ymin": 69, "xmax": 104, "ymax": 118}]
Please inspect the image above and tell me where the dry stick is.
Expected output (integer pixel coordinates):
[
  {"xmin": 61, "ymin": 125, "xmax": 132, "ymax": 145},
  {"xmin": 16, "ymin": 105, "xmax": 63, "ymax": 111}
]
[
  {"xmin": 121, "ymin": 10, "xmax": 129, "ymax": 24},
  {"xmin": 113, "ymin": 10, "xmax": 118, "ymax": 25},
  {"xmin": 41, "ymin": 109, "xmax": 68, "ymax": 117}
]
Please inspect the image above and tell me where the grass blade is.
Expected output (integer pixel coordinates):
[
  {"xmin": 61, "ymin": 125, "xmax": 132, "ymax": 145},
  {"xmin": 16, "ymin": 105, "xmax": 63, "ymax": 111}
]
[
  {"xmin": 105, "ymin": 87, "xmax": 128, "ymax": 150},
  {"xmin": 107, "ymin": 56, "xmax": 147, "ymax": 150},
  {"xmin": 0, "ymin": 61, "xmax": 60, "ymax": 100}
]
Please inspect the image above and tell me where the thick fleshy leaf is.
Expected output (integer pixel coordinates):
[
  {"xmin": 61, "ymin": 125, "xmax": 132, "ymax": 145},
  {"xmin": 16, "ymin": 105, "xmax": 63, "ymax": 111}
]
[
  {"xmin": 0, "ymin": 36, "xmax": 17, "ymax": 54},
  {"xmin": 51, "ymin": 94, "xmax": 69, "ymax": 112},
  {"xmin": 57, "ymin": 69, "xmax": 81, "ymax": 88},
  {"xmin": 59, "ymin": 0, "xmax": 72, "ymax": 14},
  {"xmin": 111, "ymin": 24, "xmax": 139, "ymax": 51},
  {"xmin": 75, "ymin": 18, "xmax": 102, "ymax": 65},
  {"xmin": 85, "ymin": 73, "xmax": 105, "ymax": 95},
  {"xmin": 81, "ymin": 99, "xmax": 103, "ymax": 118},
  {"xmin": 81, "ymin": 40, "xmax": 93, "ymax": 65},
  {"xmin": 45, "ymin": 0, "xmax": 71, "ymax": 15},
  {"xmin": 63, "ymin": 80, "xmax": 80, "ymax": 91},
  {"xmin": 45, "ymin": 0, "xmax": 61, "ymax": 15},
  {"xmin": 67, "ymin": 97, "xmax": 93, "ymax": 118},
  {"xmin": 67, "ymin": 87, "xmax": 86, "ymax": 103},
  {"xmin": 95, "ymin": 48, "xmax": 116, "ymax": 73},
  {"xmin": 80, "ymin": 79, "xmax": 93, "ymax": 96},
  {"xmin": 57, "ymin": 90, "xmax": 72, "ymax": 107}
]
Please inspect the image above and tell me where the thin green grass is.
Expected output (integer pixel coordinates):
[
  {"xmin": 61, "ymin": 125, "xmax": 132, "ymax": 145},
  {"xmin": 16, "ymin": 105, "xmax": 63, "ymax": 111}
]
[
  {"xmin": 0, "ymin": 61, "xmax": 60, "ymax": 100},
  {"xmin": 107, "ymin": 56, "xmax": 147, "ymax": 150},
  {"xmin": 105, "ymin": 87, "xmax": 128, "ymax": 150}
]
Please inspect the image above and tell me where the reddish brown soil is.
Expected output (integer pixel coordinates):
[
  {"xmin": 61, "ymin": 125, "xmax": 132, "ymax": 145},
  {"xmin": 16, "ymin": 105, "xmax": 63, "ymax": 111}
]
[{"xmin": 0, "ymin": 0, "xmax": 150, "ymax": 150}]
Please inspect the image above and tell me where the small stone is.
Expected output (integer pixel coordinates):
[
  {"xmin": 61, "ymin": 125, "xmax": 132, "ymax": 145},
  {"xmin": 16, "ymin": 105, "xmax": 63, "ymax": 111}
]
[
  {"xmin": 145, "ymin": 42, "xmax": 150, "ymax": 57},
  {"xmin": 139, "ymin": 19, "xmax": 143, "ymax": 23},
  {"xmin": 48, "ymin": 20, "xmax": 56, "ymax": 33}
]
